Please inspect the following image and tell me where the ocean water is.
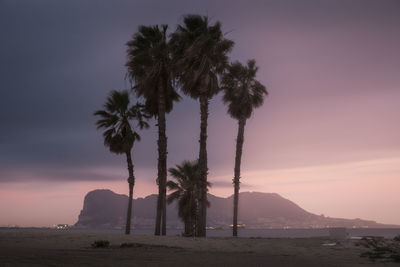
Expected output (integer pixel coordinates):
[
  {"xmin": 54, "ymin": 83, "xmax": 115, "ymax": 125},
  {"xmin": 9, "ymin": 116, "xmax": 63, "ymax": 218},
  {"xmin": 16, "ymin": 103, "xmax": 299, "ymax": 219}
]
[{"xmin": 2, "ymin": 227, "xmax": 400, "ymax": 239}]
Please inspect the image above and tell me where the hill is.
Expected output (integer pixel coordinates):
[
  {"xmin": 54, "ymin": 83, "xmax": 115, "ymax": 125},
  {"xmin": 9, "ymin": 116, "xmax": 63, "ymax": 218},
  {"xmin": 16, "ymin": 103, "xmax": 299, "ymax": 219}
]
[{"xmin": 75, "ymin": 189, "xmax": 395, "ymax": 229}]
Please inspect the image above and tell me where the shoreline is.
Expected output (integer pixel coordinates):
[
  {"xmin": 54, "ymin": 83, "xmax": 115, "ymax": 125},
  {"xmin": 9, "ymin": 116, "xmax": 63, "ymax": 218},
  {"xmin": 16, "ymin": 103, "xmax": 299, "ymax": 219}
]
[{"xmin": 1, "ymin": 226, "xmax": 399, "ymax": 238}]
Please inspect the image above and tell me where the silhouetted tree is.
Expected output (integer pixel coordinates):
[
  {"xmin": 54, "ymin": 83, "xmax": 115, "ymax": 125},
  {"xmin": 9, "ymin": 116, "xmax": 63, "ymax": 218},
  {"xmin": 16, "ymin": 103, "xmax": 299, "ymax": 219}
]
[
  {"xmin": 221, "ymin": 60, "xmax": 267, "ymax": 237},
  {"xmin": 167, "ymin": 160, "xmax": 211, "ymax": 236},
  {"xmin": 94, "ymin": 90, "xmax": 150, "ymax": 235},
  {"xmin": 170, "ymin": 14, "xmax": 234, "ymax": 236},
  {"xmin": 126, "ymin": 25, "xmax": 180, "ymax": 236}
]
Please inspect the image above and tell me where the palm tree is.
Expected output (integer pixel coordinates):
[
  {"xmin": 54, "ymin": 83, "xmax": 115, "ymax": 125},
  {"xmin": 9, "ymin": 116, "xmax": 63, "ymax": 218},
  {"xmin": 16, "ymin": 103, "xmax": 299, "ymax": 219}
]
[
  {"xmin": 94, "ymin": 90, "xmax": 150, "ymax": 235},
  {"xmin": 167, "ymin": 160, "xmax": 211, "ymax": 236},
  {"xmin": 170, "ymin": 14, "xmax": 234, "ymax": 237},
  {"xmin": 126, "ymin": 25, "xmax": 180, "ymax": 236},
  {"xmin": 221, "ymin": 60, "xmax": 267, "ymax": 237}
]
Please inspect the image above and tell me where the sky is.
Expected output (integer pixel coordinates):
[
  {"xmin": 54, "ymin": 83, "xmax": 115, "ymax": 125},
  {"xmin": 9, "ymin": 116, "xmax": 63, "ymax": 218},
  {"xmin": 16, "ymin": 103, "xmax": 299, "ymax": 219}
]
[{"xmin": 0, "ymin": 0, "xmax": 399, "ymax": 227}]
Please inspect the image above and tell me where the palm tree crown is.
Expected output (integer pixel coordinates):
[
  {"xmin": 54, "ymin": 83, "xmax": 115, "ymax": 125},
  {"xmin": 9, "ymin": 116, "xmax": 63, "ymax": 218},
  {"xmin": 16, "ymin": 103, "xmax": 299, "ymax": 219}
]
[
  {"xmin": 167, "ymin": 160, "xmax": 211, "ymax": 236},
  {"xmin": 170, "ymin": 14, "xmax": 234, "ymax": 98},
  {"xmin": 94, "ymin": 90, "xmax": 149, "ymax": 154},
  {"xmin": 222, "ymin": 59, "xmax": 268, "ymax": 120},
  {"xmin": 126, "ymin": 24, "xmax": 180, "ymax": 115},
  {"xmin": 167, "ymin": 161, "xmax": 200, "ymax": 220}
]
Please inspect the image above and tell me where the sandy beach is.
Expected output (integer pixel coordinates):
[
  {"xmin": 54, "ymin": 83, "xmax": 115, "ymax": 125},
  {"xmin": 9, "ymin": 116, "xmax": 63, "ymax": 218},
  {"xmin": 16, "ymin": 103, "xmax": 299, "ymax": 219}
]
[{"xmin": 0, "ymin": 231, "xmax": 398, "ymax": 267}]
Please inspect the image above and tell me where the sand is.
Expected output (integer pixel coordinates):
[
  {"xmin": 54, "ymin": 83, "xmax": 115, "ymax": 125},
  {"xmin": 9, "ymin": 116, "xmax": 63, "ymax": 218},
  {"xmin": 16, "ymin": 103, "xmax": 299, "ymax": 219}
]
[{"xmin": 0, "ymin": 231, "xmax": 397, "ymax": 266}]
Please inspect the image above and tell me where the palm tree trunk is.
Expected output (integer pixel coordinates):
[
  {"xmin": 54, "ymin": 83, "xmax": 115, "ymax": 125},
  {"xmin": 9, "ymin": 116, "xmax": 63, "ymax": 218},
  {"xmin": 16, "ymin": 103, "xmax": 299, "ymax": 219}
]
[
  {"xmin": 155, "ymin": 174, "xmax": 162, "ymax": 235},
  {"xmin": 194, "ymin": 197, "xmax": 199, "ymax": 236},
  {"xmin": 197, "ymin": 95, "xmax": 209, "ymax": 237},
  {"xmin": 233, "ymin": 118, "xmax": 246, "ymax": 237},
  {"xmin": 154, "ymin": 84, "xmax": 168, "ymax": 236},
  {"xmin": 188, "ymin": 193, "xmax": 193, "ymax": 236},
  {"xmin": 184, "ymin": 219, "xmax": 191, "ymax": 236},
  {"xmin": 125, "ymin": 150, "xmax": 135, "ymax": 235},
  {"xmin": 162, "ymin": 186, "xmax": 167, "ymax": 235},
  {"xmin": 160, "ymin": 78, "xmax": 168, "ymax": 237}
]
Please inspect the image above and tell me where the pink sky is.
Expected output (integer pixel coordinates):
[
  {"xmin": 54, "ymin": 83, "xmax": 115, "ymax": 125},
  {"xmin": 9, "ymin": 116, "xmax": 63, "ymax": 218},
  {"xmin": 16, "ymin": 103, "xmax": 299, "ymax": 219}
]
[{"xmin": 1, "ymin": 156, "xmax": 399, "ymax": 227}]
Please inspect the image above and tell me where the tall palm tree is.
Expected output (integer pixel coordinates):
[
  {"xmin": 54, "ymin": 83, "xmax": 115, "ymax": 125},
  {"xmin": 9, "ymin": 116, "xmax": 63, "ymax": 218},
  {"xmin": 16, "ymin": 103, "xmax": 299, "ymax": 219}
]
[
  {"xmin": 126, "ymin": 25, "xmax": 180, "ymax": 236},
  {"xmin": 170, "ymin": 14, "xmax": 234, "ymax": 237},
  {"xmin": 167, "ymin": 160, "xmax": 211, "ymax": 237},
  {"xmin": 94, "ymin": 90, "xmax": 150, "ymax": 235},
  {"xmin": 221, "ymin": 60, "xmax": 267, "ymax": 237}
]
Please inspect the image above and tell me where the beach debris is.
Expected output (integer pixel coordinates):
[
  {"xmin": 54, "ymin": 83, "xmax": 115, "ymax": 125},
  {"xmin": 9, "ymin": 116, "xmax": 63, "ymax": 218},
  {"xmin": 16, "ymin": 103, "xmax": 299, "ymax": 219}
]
[
  {"xmin": 322, "ymin": 242, "xmax": 337, "ymax": 246},
  {"xmin": 358, "ymin": 236, "xmax": 400, "ymax": 262},
  {"xmin": 91, "ymin": 240, "xmax": 110, "ymax": 248}
]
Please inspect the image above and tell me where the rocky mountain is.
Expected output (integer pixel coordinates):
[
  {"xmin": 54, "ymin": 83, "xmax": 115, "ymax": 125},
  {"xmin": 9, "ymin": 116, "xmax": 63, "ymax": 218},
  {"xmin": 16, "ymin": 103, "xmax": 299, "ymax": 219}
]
[{"xmin": 75, "ymin": 189, "xmax": 395, "ymax": 229}]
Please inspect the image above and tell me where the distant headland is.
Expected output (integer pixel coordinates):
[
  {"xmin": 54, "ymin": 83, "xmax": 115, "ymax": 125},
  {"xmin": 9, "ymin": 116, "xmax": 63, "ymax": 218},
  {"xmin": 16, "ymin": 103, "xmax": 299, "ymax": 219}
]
[{"xmin": 75, "ymin": 189, "xmax": 398, "ymax": 229}]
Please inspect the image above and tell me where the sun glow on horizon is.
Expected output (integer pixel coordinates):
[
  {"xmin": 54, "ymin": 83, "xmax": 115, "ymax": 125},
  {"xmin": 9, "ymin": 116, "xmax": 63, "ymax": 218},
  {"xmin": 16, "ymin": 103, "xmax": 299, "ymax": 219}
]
[{"xmin": 209, "ymin": 157, "xmax": 400, "ymax": 225}]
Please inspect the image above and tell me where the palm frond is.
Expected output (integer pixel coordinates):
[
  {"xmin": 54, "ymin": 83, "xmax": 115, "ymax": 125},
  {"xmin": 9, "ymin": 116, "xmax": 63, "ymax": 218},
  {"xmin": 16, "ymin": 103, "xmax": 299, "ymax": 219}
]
[
  {"xmin": 94, "ymin": 90, "xmax": 150, "ymax": 155},
  {"xmin": 170, "ymin": 14, "xmax": 234, "ymax": 99},
  {"xmin": 166, "ymin": 160, "xmax": 211, "ymax": 224},
  {"xmin": 221, "ymin": 59, "xmax": 267, "ymax": 120},
  {"xmin": 126, "ymin": 24, "xmax": 180, "ymax": 115}
]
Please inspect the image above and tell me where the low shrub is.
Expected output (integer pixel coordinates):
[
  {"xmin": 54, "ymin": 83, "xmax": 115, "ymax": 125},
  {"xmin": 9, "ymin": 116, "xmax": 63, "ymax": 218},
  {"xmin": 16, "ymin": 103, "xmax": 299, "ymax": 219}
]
[{"xmin": 359, "ymin": 236, "xmax": 400, "ymax": 262}]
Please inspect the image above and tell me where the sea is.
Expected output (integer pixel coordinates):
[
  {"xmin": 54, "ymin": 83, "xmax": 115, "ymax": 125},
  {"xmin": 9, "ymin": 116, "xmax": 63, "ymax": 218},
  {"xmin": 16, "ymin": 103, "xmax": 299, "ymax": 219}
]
[{"xmin": 1, "ymin": 227, "xmax": 399, "ymax": 239}]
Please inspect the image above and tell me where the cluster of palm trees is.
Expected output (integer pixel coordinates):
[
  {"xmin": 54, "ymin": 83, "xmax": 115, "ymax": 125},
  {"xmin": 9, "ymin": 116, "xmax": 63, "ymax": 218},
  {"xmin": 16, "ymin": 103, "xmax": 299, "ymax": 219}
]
[{"xmin": 94, "ymin": 14, "xmax": 267, "ymax": 237}]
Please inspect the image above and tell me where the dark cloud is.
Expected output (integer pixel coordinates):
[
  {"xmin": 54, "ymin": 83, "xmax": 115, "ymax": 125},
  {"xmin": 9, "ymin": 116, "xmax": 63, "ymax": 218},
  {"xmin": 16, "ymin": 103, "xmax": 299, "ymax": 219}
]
[
  {"xmin": 0, "ymin": 165, "xmax": 120, "ymax": 183},
  {"xmin": 0, "ymin": 0, "xmax": 216, "ymax": 171}
]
